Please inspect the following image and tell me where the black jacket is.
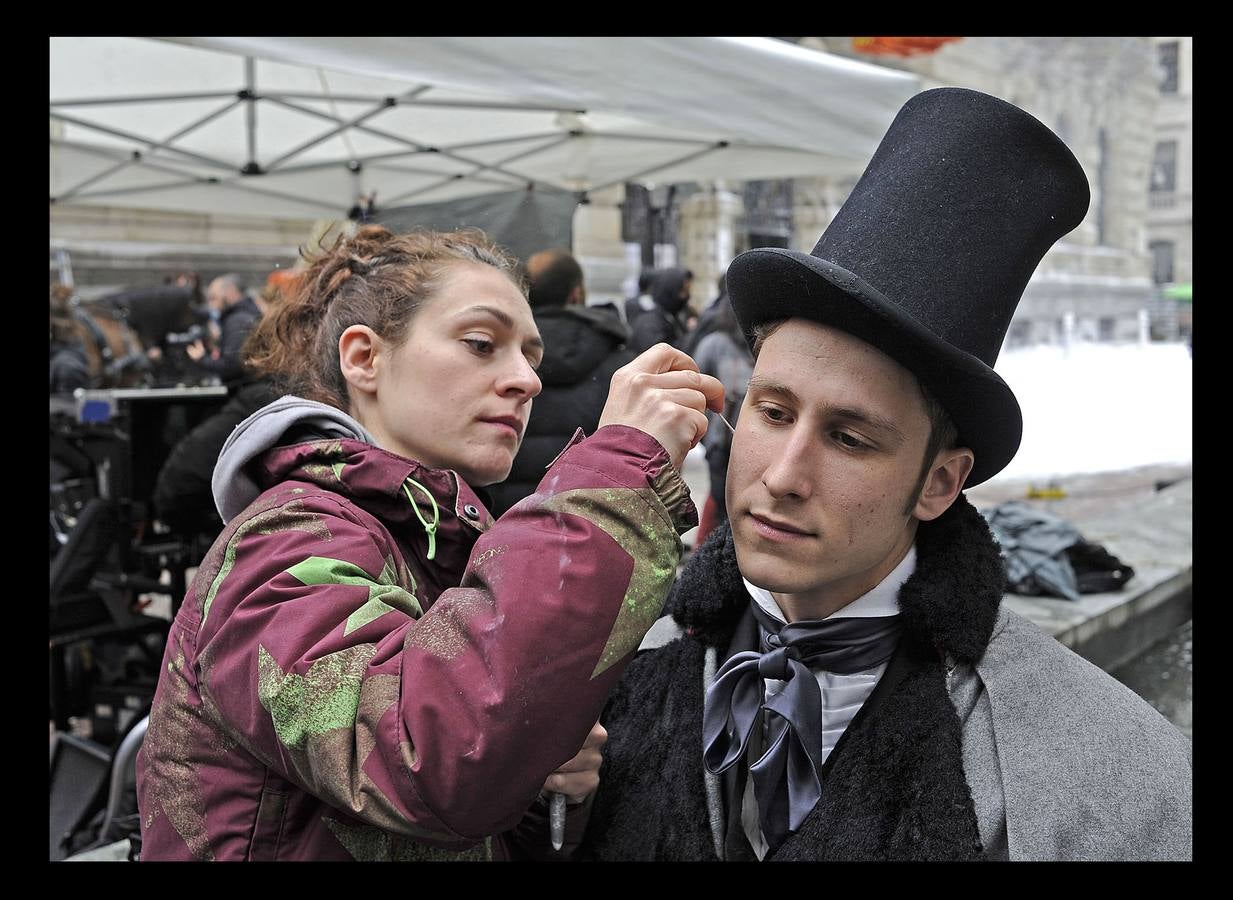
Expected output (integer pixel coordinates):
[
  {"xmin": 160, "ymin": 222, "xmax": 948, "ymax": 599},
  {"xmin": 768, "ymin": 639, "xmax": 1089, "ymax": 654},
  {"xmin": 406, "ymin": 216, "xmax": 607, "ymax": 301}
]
[
  {"xmin": 198, "ymin": 296, "xmax": 262, "ymax": 388},
  {"xmin": 486, "ymin": 305, "xmax": 635, "ymax": 517},
  {"xmin": 628, "ymin": 268, "xmax": 690, "ymax": 353},
  {"xmin": 151, "ymin": 379, "xmax": 280, "ymax": 535},
  {"xmin": 578, "ymin": 497, "xmax": 1008, "ymax": 861},
  {"xmin": 50, "ymin": 340, "xmax": 91, "ymax": 394}
]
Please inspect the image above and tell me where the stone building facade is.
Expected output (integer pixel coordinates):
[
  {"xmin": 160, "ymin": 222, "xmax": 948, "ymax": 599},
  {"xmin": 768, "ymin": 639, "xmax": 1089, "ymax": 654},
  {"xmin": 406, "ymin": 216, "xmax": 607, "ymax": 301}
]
[
  {"xmin": 784, "ymin": 36, "xmax": 1163, "ymax": 346},
  {"xmin": 610, "ymin": 38, "xmax": 1164, "ymax": 345},
  {"xmin": 1145, "ymin": 36, "xmax": 1193, "ymax": 339},
  {"xmin": 49, "ymin": 203, "xmax": 312, "ymax": 298}
]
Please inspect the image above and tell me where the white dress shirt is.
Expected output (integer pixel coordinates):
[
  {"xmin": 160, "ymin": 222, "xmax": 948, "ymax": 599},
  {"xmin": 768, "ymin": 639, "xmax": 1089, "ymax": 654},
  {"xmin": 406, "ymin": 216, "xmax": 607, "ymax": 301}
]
[{"xmin": 738, "ymin": 544, "xmax": 917, "ymax": 859}]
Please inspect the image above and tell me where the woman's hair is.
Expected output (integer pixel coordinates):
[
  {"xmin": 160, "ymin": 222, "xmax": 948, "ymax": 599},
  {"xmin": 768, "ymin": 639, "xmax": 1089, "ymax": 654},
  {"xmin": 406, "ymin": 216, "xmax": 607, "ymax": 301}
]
[{"xmin": 246, "ymin": 225, "xmax": 526, "ymax": 410}]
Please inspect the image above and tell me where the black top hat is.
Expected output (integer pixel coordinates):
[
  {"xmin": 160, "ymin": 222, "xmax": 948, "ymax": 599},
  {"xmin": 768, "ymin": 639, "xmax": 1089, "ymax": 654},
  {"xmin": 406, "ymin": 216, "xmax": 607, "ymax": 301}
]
[{"xmin": 727, "ymin": 88, "xmax": 1090, "ymax": 486}]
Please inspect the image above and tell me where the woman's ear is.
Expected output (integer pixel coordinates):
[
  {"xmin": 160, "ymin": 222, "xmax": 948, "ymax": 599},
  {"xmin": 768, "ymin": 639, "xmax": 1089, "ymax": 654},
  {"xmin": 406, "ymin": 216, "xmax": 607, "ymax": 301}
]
[{"xmin": 338, "ymin": 325, "xmax": 382, "ymax": 396}]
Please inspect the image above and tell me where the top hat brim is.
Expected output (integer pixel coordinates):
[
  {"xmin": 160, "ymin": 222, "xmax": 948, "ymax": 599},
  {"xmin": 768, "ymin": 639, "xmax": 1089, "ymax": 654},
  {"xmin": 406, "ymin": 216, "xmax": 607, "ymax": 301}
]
[{"xmin": 727, "ymin": 246, "xmax": 1021, "ymax": 487}]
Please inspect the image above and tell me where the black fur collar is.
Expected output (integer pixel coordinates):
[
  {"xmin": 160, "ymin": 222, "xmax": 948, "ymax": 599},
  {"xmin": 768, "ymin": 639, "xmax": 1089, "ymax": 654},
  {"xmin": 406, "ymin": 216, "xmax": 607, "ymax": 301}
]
[{"xmin": 669, "ymin": 493, "xmax": 1005, "ymax": 664}]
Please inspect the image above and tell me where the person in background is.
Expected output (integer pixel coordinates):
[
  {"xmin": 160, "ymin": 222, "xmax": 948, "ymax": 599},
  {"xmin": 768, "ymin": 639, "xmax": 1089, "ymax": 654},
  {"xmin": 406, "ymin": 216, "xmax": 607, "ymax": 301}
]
[
  {"xmin": 187, "ymin": 274, "xmax": 262, "ymax": 390},
  {"xmin": 622, "ymin": 268, "xmax": 658, "ymax": 330},
  {"xmin": 136, "ymin": 224, "xmax": 724, "ymax": 861},
  {"xmin": 485, "ymin": 249, "xmax": 636, "ymax": 517},
  {"xmin": 144, "ymin": 270, "xmax": 204, "ymax": 369},
  {"xmin": 684, "ymin": 273, "xmax": 729, "ymax": 357},
  {"xmin": 49, "ymin": 284, "xmax": 91, "ymax": 394},
  {"xmin": 150, "ymin": 270, "xmax": 291, "ymax": 538},
  {"xmin": 628, "ymin": 267, "xmax": 693, "ymax": 353},
  {"xmin": 691, "ymin": 292, "xmax": 753, "ymax": 545}
]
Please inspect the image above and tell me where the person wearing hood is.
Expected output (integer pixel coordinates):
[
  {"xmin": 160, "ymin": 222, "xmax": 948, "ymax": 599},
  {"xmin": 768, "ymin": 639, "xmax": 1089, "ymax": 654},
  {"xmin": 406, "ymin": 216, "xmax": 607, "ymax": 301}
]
[
  {"xmin": 486, "ymin": 249, "xmax": 636, "ymax": 517},
  {"xmin": 135, "ymin": 225, "xmax": 724, "ymax": 861},
  {"xmin": 628, "ymin": 267, "xmax": 693, "ymax": 353}
]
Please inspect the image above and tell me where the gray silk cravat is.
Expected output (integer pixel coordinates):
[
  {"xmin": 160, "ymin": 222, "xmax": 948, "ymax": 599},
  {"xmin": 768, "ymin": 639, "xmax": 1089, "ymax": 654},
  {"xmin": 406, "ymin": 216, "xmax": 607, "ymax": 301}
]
[{"xmin": 702, "ymin": 602, "xmax": 901, "ymax": 850}]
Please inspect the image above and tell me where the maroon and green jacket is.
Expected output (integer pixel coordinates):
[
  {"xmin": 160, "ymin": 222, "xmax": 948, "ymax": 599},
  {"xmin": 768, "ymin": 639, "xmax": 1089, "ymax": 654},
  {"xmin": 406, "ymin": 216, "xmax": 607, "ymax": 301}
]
[{"xmin": 136, "ymin": 423, "xmax": 695, "ymax": 860}]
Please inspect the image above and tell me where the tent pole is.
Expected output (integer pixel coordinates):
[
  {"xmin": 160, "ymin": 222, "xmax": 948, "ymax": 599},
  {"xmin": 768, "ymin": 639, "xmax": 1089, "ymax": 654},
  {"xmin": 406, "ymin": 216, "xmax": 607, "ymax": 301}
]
[
  {"xmin": 69, "ymin": 175, "xmax": 342, "ymax": 216},
  {"xmin": 367, "ymin": 163, "xmax": 517, "ymax": 189},
  {"xmin": 399, "ymin": 99, "xmax": 588, "ymax": 114},
  {"xmin": 380, "ymin": 134, "xmax": 577, "ymax": 206},
  {"xmin": 489, "ymin": 133, "xmax": 575, "ymax": 168},
  {"xmin": 245, "ymin": 58, "xmax": 259, "ymax": 172},
  {"xmin": 263, "ymin": 100, "xmax": 401, "ymax": 172},
  {"xmin": 441, "ymin": 130, "xmax": 575, "ymax": 153},
  {"xmin": 587, "ymin": 141, "xmax": 730, "ymax": 195},
  {"xmin": 53, "ymin": 139, "xmax": 223, "ymax": 182},
  {"xmin": 68, "ymin": 177, "xmax": 212, "ymax": 200},
  {"xmin": 56, "ymin": 154, "xmax": 143, "ymax": 201},
  {"xmin": 382, "ymin": 175, "xmax": 472, "ymax": 207},
  {"xmin": 271, "ymin": 129, "xmax": 572, "ymax": 174},
  {"xmin": 51, "ymin": 90, "xmax": 238, "ymax": 107},
  {"xmin": 49, "ymin": 112, "xmax": 236, "ymax": 172},
  {"xmin": 263, "ymin": 94, "xmax": 539, "ymax": 187},
  {"xmin": 57, "ymin": 99, "xmax": 245, "ymax": 201},
  {"xmin": 208, "ymin": 179, "xmax": 344, "ymax": 214}
]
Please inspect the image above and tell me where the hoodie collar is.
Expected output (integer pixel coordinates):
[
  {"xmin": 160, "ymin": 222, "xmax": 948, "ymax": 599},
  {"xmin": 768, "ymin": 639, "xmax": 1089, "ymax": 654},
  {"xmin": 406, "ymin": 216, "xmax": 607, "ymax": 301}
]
[
  {"xmin": 210, "ymin": 394, "xmax": 496, "ymax": 537},
  {"xmin": 212, "ymin": 395, "xmax": 377, "ymax": 523}
]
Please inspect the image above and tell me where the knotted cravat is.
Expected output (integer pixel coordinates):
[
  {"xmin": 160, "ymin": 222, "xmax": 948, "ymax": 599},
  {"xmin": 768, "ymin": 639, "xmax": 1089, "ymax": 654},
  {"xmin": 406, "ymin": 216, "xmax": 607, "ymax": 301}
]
[{"xmin": 702, "ymin": 602, "xmax": 901, "ymax": 849}]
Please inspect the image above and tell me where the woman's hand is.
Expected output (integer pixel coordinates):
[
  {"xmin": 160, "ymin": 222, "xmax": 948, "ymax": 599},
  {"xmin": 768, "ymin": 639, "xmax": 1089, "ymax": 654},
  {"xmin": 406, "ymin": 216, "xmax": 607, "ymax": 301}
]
[
  {"xmin": 542, "ymin": 721, "xmax": 608, "ymax": 804},
  {"xmin": 599, "ymin": 343, "xmax": 726, "ymax": 471}
]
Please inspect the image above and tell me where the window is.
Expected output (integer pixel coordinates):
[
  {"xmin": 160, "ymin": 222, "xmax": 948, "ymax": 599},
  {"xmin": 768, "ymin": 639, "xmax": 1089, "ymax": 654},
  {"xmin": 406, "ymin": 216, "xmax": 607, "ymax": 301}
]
[
  {"xmin": 621, "ymin": 182, "xmax": 679, "ymax": 268},
  {"xmin": 1150, "ymin": 241, "xmax": 1175, "ymax": 285},
  {"xmin": 1150, "ymin": 141, "xmax": 1177, "ymax": 193},
  {"xmin": 742, "ymin": 179, "xmax": 795, "ymax": 248},
  {"xmin": 1158, "ymin": 41, "xmax": 1180, "ymax": 94},
  {"xmin": 1099, "ymin": 317, "xmax": 1116, "ymax": 341},
  {"xmin": 621, "ymin": 183, "xmax": 651, "ymax": 244}
]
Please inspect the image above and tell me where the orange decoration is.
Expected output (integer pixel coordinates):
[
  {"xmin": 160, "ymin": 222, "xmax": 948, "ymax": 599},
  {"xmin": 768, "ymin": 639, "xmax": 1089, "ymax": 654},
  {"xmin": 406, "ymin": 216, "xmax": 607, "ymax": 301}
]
[
  {"xmin": 267, "ymin": 268, "xmax": 302, "ymax": 289},
  {"xmin": 852, "ymin": 37, "xmax": 962, "ymax": 57}
]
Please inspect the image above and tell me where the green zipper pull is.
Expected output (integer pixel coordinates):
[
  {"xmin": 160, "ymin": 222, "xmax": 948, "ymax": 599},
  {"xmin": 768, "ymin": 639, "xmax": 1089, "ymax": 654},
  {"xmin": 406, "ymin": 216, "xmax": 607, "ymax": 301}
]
[{"xmin": 402, "ymin": 476, "xmax": 440, "ymax": 561}]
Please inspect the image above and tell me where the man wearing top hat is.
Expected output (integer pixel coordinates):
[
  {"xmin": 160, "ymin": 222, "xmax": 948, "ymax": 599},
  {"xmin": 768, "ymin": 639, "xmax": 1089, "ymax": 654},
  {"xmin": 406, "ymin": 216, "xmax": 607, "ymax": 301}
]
[{"xmin": 567, "ymin": 88, "xmax": 1191, "ymax": 861}]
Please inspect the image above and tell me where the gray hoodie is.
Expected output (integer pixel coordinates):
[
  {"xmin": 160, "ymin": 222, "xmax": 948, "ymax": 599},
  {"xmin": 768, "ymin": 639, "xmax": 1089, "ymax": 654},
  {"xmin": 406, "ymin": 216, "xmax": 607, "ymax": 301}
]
[{"xmin": 211, "ymin": 394, "xmax": 377, "ymax": 524}]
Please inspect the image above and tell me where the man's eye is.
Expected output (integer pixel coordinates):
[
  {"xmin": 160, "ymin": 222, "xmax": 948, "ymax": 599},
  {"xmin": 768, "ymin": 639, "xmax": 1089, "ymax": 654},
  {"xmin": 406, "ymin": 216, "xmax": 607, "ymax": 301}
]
[
  {"xmin": 759, "ymin": 405, "xmax": 789, "ymax": 423},
  {"xmin": 834, "ymin": 432, "xmax": 867, "ymax": 450}
]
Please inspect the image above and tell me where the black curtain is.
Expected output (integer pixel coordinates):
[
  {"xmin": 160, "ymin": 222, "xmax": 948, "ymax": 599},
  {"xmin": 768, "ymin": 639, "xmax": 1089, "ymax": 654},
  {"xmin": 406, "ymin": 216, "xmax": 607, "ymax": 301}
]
[{"xmin": 374, "ymin": 187, "xmax": 578, "ymax": 263}]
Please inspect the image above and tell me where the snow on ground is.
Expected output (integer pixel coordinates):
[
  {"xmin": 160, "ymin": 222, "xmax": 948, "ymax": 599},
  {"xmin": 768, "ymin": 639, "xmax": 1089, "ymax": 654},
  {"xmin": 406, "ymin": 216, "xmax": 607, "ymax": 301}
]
[{"xmin": 989, "ymin": 341, "xmax": 1192, "ymax": 483}]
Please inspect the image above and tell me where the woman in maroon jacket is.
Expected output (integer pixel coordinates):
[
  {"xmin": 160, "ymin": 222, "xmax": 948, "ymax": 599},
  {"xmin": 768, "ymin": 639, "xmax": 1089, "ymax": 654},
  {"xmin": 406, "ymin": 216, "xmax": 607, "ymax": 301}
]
[{"xmin": 136, "ymin": 225, "xmax": 723, "ymax": 860}]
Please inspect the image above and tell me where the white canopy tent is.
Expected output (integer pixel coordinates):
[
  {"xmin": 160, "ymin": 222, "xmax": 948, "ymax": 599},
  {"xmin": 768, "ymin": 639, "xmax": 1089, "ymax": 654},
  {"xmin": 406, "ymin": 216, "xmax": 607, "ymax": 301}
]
[{"xmin": 50, "ymin": 37, "xmax": 920, "ymax": 220}]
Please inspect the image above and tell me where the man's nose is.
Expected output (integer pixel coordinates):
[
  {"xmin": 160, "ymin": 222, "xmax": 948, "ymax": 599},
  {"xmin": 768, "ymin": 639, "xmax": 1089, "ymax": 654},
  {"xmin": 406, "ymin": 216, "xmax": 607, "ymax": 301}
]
[{"xmin": 760, "ymin": 429, "xmax": 815, "ymax": 500}]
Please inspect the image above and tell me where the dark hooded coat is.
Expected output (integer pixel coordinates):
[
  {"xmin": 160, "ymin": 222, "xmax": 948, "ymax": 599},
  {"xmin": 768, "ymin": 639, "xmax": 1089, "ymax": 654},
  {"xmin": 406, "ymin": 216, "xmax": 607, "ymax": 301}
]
[
  {"xmin": 577, "ymin": 497, "xmax": 1192, "ymax": 861},
  {"xmin": 628, "ymin": 268, "xmax": 690, "ymax": 353}
]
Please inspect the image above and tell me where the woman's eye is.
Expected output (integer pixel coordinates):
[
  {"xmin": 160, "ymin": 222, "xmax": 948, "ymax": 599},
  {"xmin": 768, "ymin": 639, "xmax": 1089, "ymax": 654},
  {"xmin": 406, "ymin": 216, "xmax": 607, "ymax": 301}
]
[{"xmin": 463, "ymin": 338, "xmax": 494, "ymax": 354}]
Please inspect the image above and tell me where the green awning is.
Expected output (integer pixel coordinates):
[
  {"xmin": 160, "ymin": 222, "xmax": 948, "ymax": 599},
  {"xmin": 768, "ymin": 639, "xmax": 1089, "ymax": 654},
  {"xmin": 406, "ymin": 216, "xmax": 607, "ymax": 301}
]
[{"xmin": 1164, "ymin": 282, "xmax": 1192, "ymax": 302}]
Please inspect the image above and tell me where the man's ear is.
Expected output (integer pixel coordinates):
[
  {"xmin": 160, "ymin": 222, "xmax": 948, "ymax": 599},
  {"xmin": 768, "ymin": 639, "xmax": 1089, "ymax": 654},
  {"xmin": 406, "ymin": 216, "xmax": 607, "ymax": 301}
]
[
  {"xmin": 914, "ymin": 447, "xmax": 975, "ymax": 522},
  {"xmin": 338, "ymin": 325, "xmax": 383, "ymax": 397}
]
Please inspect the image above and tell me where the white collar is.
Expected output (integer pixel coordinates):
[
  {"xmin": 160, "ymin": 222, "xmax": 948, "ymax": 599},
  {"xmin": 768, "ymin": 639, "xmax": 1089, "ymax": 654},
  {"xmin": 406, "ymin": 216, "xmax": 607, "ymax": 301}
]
[{"xmin": 742, "ymin": 543, "xmax": 916, "ymax": 624}]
